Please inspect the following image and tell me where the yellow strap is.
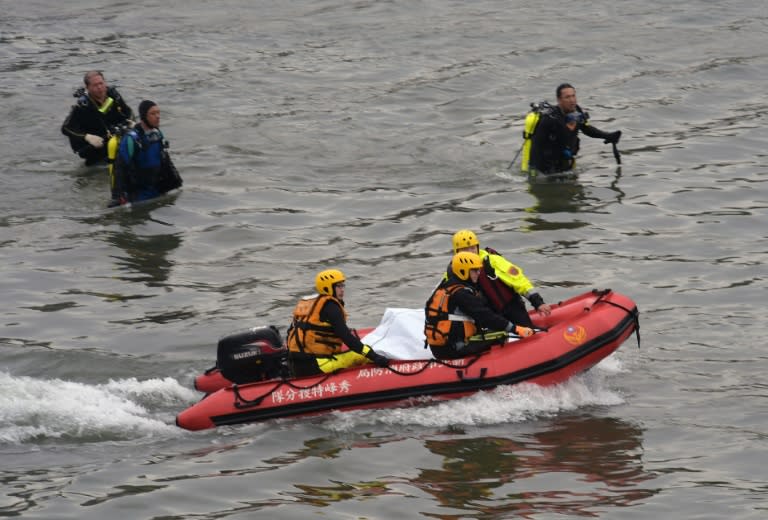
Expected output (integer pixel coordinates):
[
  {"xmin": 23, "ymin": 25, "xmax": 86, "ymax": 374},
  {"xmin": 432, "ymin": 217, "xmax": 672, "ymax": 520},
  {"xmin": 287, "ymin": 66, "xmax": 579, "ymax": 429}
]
[{"xmin": 97, "ymin": 96, "xmax": 115, "ymax": 114}]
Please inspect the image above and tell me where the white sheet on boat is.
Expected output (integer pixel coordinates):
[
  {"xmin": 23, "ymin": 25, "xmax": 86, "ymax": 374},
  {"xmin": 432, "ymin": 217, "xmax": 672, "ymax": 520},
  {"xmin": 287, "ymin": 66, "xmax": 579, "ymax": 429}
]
[{"xmin": 361, "ymin": 308, "xmax": 434, "ymax": 360}]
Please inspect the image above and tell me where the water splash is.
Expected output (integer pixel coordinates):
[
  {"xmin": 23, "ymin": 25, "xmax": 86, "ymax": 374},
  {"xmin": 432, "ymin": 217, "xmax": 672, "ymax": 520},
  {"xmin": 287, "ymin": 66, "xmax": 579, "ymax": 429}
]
[
  {"xmin": 0, "ymin": 371, "xmax": 200, "ymax": 444},
  {"xmin": 326, "ymin": 357, "xmax": 626, "ymax": 430}
]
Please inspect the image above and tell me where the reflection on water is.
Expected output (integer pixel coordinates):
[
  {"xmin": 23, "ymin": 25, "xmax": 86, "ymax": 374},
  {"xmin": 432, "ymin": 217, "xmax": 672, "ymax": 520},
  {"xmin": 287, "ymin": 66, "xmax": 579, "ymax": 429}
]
[
  {"xmin": 106, "ymin": 230, "xmax": 182, "ymax": 285},
  {"xmin": 412, "ymin": 415, "xmax": 656, "ymax": 517},
  {"xmin": 98, "ymin": 199, "xmax": 183, "ymax": 286},
  {"xmin": 522, "ymin": 167, "xmax": 626, "ymax": 232},
  {"xmin": 232, "ymin": 414, "xmax": 657, "ymax": 516}
]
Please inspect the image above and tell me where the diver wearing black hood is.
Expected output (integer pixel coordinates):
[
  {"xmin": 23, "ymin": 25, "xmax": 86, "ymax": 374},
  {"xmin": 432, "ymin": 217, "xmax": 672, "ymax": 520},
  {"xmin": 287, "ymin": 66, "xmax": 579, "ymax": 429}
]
[{"xmin": 108, "ymin": 100, "xmax": 182, "ymax": 207}]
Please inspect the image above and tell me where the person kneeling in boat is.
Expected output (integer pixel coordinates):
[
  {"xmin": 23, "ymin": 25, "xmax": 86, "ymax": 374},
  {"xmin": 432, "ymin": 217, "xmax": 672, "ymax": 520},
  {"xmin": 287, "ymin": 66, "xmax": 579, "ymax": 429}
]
[
  {"xmin": 286, "ymin": 269, "xmax": 390, "ymax": 377},
  {"xmin": 108, "ymin": 100, "xmax": 183, "ymax": 207},
  {"xmin": 451, "ymin": 229, "xmax": 552, "ymax": 328},
  {"xmin": 425, "ymin": 252, "xmax": 534, "ymax": 360}
]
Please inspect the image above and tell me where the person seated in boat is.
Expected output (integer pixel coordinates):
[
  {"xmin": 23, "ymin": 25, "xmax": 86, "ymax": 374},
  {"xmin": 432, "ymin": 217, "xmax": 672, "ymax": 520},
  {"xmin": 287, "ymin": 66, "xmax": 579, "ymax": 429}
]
[
  {"xmin": 286, "ymin": 269, "xmax": 390, "ymax": 377},
  {"xmin": 528, "ymin": 83, "xmax": 621, "ymax": 174},
  {"xmin": 61, "ymin": 71, "xmax": 134, "ymax": 166},
  {"xmin": 108, "ymin": 100, "xmax": 183, "ymax": 207},
  {"xmin": 425, "ymin": 252, "xmax": 534, "ymax": 360},
  {"xmin": 450, "ymin": 229, "xmax": 552, "ymax": 328}
]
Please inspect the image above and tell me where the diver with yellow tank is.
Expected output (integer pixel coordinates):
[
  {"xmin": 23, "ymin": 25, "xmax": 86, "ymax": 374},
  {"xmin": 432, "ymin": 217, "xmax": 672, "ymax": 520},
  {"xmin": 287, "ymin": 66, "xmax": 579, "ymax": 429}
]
[
  {"xmin": 519, "ymin": 83, "xmax": 622, "ymax": 175},
  {"xmin": 61, "ymin": 71, "xmax": 134, "ymax": 166}
]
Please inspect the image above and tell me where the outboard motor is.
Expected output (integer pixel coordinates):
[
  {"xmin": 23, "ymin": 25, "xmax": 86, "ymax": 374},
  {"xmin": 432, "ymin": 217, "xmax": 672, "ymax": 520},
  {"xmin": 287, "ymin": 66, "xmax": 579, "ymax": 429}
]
[{"xmin": 216, "ymin": 325, "xmax": 288, "ymax": 384}]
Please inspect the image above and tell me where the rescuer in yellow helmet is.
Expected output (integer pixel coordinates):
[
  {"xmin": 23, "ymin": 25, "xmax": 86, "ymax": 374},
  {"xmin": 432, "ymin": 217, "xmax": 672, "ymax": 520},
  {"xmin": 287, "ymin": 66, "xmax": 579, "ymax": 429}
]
[
  {"xmin": 287, "ymin": 268, "xmax": 389, "ymax": 376},
  {"xmin": 425, "ymin": 252, "xmax": 534, "ymax": 359},
  {"xmin": 450, "ymin": 229, "xmax": 552, "ymax": 327}
]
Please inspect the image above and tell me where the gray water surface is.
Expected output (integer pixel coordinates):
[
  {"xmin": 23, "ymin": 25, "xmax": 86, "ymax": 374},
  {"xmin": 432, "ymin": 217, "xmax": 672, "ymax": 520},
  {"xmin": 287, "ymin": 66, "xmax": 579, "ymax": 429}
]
[{"xmin": 1, "ymin": 0, "xmax": 766, "ymax": 518}]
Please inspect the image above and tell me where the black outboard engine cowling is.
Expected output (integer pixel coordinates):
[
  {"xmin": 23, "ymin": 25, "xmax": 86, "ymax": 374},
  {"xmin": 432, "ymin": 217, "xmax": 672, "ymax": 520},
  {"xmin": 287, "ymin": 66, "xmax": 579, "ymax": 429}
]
[{"xmin": 216, "ymin": 326, "xmax": 288, "ymax": 384}]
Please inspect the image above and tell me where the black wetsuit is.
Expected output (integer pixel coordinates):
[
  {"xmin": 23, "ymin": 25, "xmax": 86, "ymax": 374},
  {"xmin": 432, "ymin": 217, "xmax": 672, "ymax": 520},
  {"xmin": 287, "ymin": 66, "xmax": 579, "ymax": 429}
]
[
  {"xmin": 61, "ymin": 87, "xmax": 133, "ymax": 165},
  {"xmin": 529, "ymin": 105, "xmax": 613, "ymax": 174}
]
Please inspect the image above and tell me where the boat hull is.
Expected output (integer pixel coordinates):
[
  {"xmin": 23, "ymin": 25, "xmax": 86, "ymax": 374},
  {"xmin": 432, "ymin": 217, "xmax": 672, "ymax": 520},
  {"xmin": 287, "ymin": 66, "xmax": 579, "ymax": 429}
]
[{"xmin": 177, "ymin": 289, "xmax": 639, "ymax": 430}]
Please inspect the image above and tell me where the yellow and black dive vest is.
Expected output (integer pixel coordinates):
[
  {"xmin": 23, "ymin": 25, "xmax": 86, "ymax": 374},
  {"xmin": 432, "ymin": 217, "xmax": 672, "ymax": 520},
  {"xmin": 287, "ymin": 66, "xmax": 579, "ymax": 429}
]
[{"xmin": 287, "ymin": 294, "xmax": 347, "ymax": 356}]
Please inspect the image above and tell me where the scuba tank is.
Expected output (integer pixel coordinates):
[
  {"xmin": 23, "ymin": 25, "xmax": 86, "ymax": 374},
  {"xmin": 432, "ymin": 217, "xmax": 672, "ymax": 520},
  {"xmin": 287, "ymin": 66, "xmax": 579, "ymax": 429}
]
[
  {"xmin": 106, "ymin": 123, "xmax": 133, "ymax": 200},
  {"xmin": 521, "ymin": 101, "xmax": 553, "ymax": 173},
  {"xmin": 107, "ymin": 133, "xmax": 120, "ymax": 180}
]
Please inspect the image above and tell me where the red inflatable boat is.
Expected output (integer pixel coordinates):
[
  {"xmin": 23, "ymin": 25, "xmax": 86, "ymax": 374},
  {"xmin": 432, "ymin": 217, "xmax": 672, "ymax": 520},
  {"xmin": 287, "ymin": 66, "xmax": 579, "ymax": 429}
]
[{"xmin": 177, "ymin": 289, "xmax": 639, "ymax": 431}]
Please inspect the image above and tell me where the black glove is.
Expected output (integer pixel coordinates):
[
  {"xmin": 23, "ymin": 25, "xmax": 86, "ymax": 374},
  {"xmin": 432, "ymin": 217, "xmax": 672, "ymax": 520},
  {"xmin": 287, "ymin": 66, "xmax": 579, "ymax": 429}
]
[
  {"xmin": 528, "ymin": 292, "xmax": 545, "ymax": 310},
  {"xmin": 603, "ymin": 130, "xmax": 621, "ymax": 144},
  {"xmin": 367, "ymin": 351, "xmax": 389, "ymax": 368}
]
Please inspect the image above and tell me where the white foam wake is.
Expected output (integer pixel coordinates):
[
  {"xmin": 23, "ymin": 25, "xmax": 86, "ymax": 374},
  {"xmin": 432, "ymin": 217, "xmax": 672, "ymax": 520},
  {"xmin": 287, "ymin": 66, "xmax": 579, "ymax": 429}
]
[
  {"xmin": 327, "ymin": 353, "xmax": 627, "ymax": 430},
  {"xmin": 0, "ymin": 371, "xmax": 200, "ymax": 444}
]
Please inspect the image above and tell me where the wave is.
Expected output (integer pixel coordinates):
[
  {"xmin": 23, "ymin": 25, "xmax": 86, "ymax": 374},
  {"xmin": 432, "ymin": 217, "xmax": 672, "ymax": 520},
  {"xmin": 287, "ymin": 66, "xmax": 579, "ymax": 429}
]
[
  {"xmin": 1, "ymin": 353, "xmax": 627, "ymax": 442},
  {"xmin": 0, "ymin": 371, "xmax": 200, "ymax": 444},
  {"xmin": 325, "ymin": 353, "xmax": 627, "ymax": 430}
]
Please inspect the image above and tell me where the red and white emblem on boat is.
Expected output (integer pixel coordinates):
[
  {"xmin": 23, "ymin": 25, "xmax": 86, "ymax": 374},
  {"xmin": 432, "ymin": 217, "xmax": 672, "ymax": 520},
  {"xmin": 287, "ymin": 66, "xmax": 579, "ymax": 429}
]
[{"xmin": 563, "ymin": 325, "xmax": 587, "ymax": 346}]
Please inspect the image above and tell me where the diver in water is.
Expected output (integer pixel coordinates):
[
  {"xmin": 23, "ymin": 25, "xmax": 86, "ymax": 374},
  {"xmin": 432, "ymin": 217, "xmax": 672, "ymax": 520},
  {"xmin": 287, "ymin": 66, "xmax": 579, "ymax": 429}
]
[
  {"xmin": 528, "ymin": 83, "xmax": 622, "ymax": 174},
  {"xmin": 61, "ymin": 71, "xmax": 134, "ymax": 165},
  {"xmin": 108, "ymin": 100, "xmax": 182, "ymax": 207}
]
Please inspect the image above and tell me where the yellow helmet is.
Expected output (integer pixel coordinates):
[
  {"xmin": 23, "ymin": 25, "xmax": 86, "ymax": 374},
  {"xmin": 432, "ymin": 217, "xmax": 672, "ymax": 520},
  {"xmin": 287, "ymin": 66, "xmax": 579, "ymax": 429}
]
[
  {"xmin": 452, "ymin": 229, "xmax": 479, "ymax": 253},
  {"xmin": 451, "ymin": 252, "xmax": 483, "ymax": 281},
  {"xmin": 315, "ymin": 269, "xmax": 346, "ymax": 295}
]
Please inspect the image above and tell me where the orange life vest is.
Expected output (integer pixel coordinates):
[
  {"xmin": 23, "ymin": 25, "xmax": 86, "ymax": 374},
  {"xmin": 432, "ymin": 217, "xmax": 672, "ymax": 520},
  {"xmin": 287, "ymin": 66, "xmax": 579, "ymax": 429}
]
[
  {"xmin": 286, "ymin": 294, "xmax": 347, "ymax": 355},
  {"xmin": 424, "ymin": 283, "xmax": 477, "ymax": 348}
]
